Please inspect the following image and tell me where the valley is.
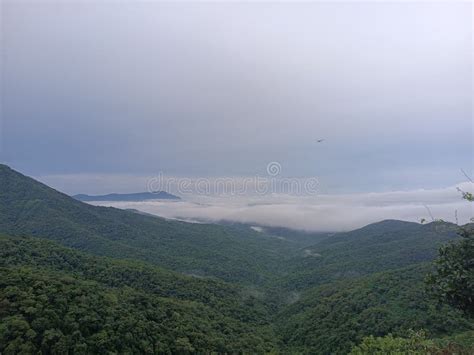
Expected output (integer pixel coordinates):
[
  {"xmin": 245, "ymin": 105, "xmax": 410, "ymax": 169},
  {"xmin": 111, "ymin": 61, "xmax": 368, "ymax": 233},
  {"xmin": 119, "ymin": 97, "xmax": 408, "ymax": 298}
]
[{"xmin": 1, "ymin": 165, "xmax": 472, "ymax": 353}]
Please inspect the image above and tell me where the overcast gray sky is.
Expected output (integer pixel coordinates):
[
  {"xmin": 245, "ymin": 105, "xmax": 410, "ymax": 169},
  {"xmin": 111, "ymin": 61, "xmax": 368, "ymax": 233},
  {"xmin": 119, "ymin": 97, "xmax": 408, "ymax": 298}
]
[{"xmin": 1, "ymin": 1, "xmax": 472, "ymax": 193}]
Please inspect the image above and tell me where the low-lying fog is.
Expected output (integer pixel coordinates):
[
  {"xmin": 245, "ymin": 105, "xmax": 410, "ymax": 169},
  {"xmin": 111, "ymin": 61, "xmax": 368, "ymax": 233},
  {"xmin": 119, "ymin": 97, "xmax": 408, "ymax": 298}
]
[{"xmin": 85, "ymin": 182, "xmax": 472, "ymax": 232}]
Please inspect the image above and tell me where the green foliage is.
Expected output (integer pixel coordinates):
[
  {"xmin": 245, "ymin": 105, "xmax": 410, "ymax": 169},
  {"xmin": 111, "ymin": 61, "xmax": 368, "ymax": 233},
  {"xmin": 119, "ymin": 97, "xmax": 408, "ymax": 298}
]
[
  {"xmin": 1, "ymin": 164, "xmax": 473, "ymax": 353},
  {"xmin": 280, "ymin": 220, "xmax": 459, "ymax": 290},
  {"xmin": 0, "ymin": 164, "xmax": 300, "ymax": 285},
  {"xmin": 0, "ymin": 235, "xmax": 277, "ymax": 353},
  {"xmin": 276, "ymin": 265, "xmax": 472, "ymax": 354},
  {"xmin": 426, "ymin": 227, "xmax": 474, "ymax": 317},
  {"xmin": 349, "ymin": 330, "xmax": 432, "ymax": 355},
  {"xmin": 351, "ymin": 330, "xmax": 474, "ymax": 355},
  {"xmin": 457, "ymin": 187, "xmax": 474, "ymax": 203},
  {"xmin": 433, "ymin": 330, "xmax": 474, "ymax": 352},
  {"xmin": 425, "ymin": 187, "xmax": 474, "ymax": 317}
]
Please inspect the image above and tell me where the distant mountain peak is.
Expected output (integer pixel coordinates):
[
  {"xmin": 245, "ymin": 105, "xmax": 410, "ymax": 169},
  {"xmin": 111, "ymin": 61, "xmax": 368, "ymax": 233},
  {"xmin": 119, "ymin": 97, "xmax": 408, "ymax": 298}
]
[
  {"xmin": 354, "ymin": 219, "xmax": 420, "ymax": 232},
  {"xmin": 74, "ymin": 191, "xmax": 181, "ymax": 202}
]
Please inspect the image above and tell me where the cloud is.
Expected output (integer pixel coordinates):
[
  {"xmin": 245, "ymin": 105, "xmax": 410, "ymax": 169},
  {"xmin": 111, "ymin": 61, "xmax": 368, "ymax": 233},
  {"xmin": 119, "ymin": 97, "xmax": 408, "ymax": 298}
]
[
  {"xmin": 3, "ymin": 1, "xmax": 472, "ymax": 192},
  {"xmin": 84, "ymin": 182, "xmax": 473, "ymax": 231}
]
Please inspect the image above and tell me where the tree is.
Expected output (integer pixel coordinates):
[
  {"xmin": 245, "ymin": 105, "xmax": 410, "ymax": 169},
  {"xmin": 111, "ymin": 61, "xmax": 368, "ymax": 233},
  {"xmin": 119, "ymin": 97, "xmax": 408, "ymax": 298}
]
[
  {"xmin": 349, "ymin": 331, "xmax": 431, "ymax": 355},
  {"xmin": 426, "ymin": 182, "xmax": 474, "ymax": 317},
  {"xmin": 426, "ymin": 227, "xmax": 474, "ymax": 317}
]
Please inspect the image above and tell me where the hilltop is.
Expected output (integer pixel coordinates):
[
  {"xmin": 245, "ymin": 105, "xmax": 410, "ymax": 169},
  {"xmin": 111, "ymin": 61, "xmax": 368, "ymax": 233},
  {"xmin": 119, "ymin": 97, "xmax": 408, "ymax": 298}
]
[{"xmin": 74, "ymin": 191, "xmax": 180, "ymax": 202}]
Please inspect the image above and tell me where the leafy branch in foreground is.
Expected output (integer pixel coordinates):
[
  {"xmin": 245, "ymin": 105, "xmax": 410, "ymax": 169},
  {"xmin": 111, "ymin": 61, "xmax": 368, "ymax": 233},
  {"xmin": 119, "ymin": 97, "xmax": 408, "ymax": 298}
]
[
  {"xmin": 426, "ymin": 181, "xmax": 474, "ymax": 317},
  {"xmin": 426, "ymin": 227, "xmax": 474, "ymax": 317}
]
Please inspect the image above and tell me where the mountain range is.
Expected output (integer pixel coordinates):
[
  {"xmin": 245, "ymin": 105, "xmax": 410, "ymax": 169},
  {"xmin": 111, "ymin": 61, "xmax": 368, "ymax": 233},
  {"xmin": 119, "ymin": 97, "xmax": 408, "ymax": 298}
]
[
  {"xmin": 74, "ymin": 191, "xmax": 180, "ymax": 202},
  {"xmin": 0, "ymin": 164, "xmax": 472, "ymax": 353}
]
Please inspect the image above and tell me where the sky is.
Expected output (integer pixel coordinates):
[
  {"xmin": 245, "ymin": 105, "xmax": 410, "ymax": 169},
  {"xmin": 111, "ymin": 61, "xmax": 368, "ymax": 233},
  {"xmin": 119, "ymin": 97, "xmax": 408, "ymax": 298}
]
[{"xmin": 1, "ymin": 1, "xmax": 473, "ymax": 229}]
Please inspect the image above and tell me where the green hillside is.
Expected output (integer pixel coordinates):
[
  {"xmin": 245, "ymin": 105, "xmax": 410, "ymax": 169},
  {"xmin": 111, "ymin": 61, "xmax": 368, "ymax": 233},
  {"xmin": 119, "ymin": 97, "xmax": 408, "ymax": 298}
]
[
  {"xmin": 0, "ymin": 235, "xmax": 277, "ymax": 353},
  {"xmin": 276, "ymin": 264, "xmax": 472, "ymax": 354},
  {"xmin": 0, "ymin": 164, "xmax": 297, "ymax": 285},
  {"xmin": 280, "ymin": 220, "xmax": 459, "ymax": 290}
]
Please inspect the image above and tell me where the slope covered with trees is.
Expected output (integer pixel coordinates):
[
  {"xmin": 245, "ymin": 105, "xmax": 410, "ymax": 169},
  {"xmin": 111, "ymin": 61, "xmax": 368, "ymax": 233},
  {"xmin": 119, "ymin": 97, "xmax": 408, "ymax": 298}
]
[
  {"xmin": 0, "ymin": 164, "xmax": 298, "ymax": 285},
  {"xmin": 279, "ymin": 220, "xmax": 459, "ymax": 290},
  {"xmin": 276, "ymin": 264, "xmax": 472, "ymax": 354},
  {"xmin": 0, "ymin": 235, "xmax": 277, "ymax": 353}
]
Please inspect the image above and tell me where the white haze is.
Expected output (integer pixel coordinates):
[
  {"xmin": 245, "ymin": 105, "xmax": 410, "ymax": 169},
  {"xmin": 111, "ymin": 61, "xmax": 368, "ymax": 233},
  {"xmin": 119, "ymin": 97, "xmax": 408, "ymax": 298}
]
[{"xmin": 84, "ymin": 182, "xmax": 473, "ymax": 232}]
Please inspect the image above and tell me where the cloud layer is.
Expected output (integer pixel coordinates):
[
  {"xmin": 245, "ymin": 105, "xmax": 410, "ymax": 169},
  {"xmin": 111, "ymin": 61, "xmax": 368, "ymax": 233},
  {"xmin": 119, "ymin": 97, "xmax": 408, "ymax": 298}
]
[{"xmin": 86, "ymin": 182, "xmax": 473, "ymax": 231}]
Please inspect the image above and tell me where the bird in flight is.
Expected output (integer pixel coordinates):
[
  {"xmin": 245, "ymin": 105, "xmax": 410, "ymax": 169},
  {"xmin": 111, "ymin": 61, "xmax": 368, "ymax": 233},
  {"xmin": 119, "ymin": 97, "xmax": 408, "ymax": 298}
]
[{"xmin": 316, "ymin": 139, "xmax": 325, "ymax": 143}]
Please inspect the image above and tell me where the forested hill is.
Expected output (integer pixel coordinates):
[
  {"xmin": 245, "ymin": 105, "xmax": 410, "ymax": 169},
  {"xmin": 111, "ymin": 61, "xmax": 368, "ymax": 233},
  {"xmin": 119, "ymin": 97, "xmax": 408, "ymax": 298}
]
[
  {"xmin": 0, "ymin": 164, "xmax": 298, "ymax": 285},
  {"xmin": 276, "ymin": 263, "xmax": 473, "ymax": 353},
  {"xmin": 279, "ymin": 219, "xmax": 460, "ymax": 290},
  {"xmin": 0, "ymin": 235, "xmax": 277, "ymax": 353}
]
